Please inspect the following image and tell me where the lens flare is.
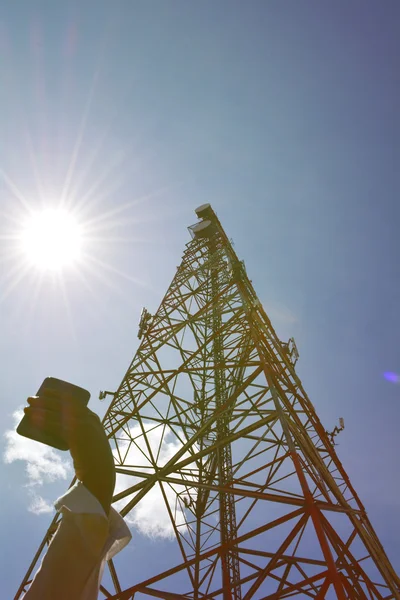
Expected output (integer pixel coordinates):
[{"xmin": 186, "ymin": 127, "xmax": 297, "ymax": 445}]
[{"xmin": 383, "ymin": 372, "xmax": 400, "ymax": 384}]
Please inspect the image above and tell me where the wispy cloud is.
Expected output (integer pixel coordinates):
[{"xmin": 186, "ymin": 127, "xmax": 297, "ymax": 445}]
[
  {"xmin": 27, "ymin": 490, "xmax": 54, "ymax": 515},
  {"xmin": 263, "ymin": 301, "xmax": 298, "ymax": 325},
  {"xmin": 3, "ymin": 410, "xmax": 71, "ymax": 514}
]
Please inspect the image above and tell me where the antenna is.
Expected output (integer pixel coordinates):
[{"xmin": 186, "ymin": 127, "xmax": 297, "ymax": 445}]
[{"xmin": 327, "ymin": 417, "xmax": 345, "ymax": 445}]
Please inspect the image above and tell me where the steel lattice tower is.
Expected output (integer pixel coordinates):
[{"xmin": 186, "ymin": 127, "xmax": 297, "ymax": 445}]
[{"xmin": 16, "ymin": 205, "xmax": 399, "ymax": 599}]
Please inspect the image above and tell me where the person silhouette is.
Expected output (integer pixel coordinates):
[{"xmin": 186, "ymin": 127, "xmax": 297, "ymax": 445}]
[{"xmin": 22, "ymin": 387, "xmax": 131, "ymax": 599}]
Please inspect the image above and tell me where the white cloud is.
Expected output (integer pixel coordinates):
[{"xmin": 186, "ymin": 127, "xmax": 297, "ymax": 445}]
[
  {"xmin": 3, "ymin": 410, "xmax": 71, "ymax": 513},
  {"xmin": 28, "ymin": 490, "xmax": 54, "ymax": 515},
  {"xmin": 3, "ymin": 410, "xmax": 71, "ymax": 485},
  {"xmin": 125, "ymin": 483, "xmax": 182, "ymax": 539},
  {"xmin": 113, "ymin": 423, "xmax": 197, "ymax": 539}
]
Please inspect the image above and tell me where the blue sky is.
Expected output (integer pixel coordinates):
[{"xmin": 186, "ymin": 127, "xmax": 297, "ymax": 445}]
[{"xmin": 0, "ymin": 1, "xmax": 399, "ymax": 596}]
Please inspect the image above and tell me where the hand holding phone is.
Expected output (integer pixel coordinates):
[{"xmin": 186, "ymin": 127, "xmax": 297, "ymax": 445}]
[
  {"xmin": 18, "ymin": 378, "xmax": 115, "ymax": 513},
  {"xmin": 17, "ymin": 377, "xmax": 90, "ymax": 451}
]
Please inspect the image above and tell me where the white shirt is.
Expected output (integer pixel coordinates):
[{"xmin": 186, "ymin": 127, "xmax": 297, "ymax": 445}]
[{"xmin": 23, "ymin": 482, "xmax": 132, "ymax": 600}]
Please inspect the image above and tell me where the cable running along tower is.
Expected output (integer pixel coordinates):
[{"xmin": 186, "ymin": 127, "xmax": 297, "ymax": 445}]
[{"xmin": 16, "ymin": 205, "xmax": 399, "ymax": 599}]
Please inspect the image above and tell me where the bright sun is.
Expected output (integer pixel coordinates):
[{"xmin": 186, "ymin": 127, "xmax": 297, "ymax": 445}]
[{"xmin": 20, "ymin": 208, "xmax": 83, "ymax": 271}]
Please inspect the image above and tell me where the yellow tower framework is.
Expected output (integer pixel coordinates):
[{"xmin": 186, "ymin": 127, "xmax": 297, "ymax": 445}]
[{"xmin": 16, "ymin": 205, "xmax": 399, "ymax": 599}]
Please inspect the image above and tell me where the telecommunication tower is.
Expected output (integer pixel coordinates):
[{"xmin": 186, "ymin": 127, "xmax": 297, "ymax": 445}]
[{"xmin": 16, "ymin": 205, "xmax": 399, "ymax": 599}]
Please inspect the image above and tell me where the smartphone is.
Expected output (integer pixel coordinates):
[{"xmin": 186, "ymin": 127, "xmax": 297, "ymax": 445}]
[{"xmin": 17, "ymin": 377, "xmax": 91, "ymax": 451}]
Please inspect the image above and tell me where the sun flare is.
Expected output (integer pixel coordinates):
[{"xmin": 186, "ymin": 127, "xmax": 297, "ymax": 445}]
[{"xmin": 20, "ymin": 208, "xmax": 83, "ymax": 271}]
